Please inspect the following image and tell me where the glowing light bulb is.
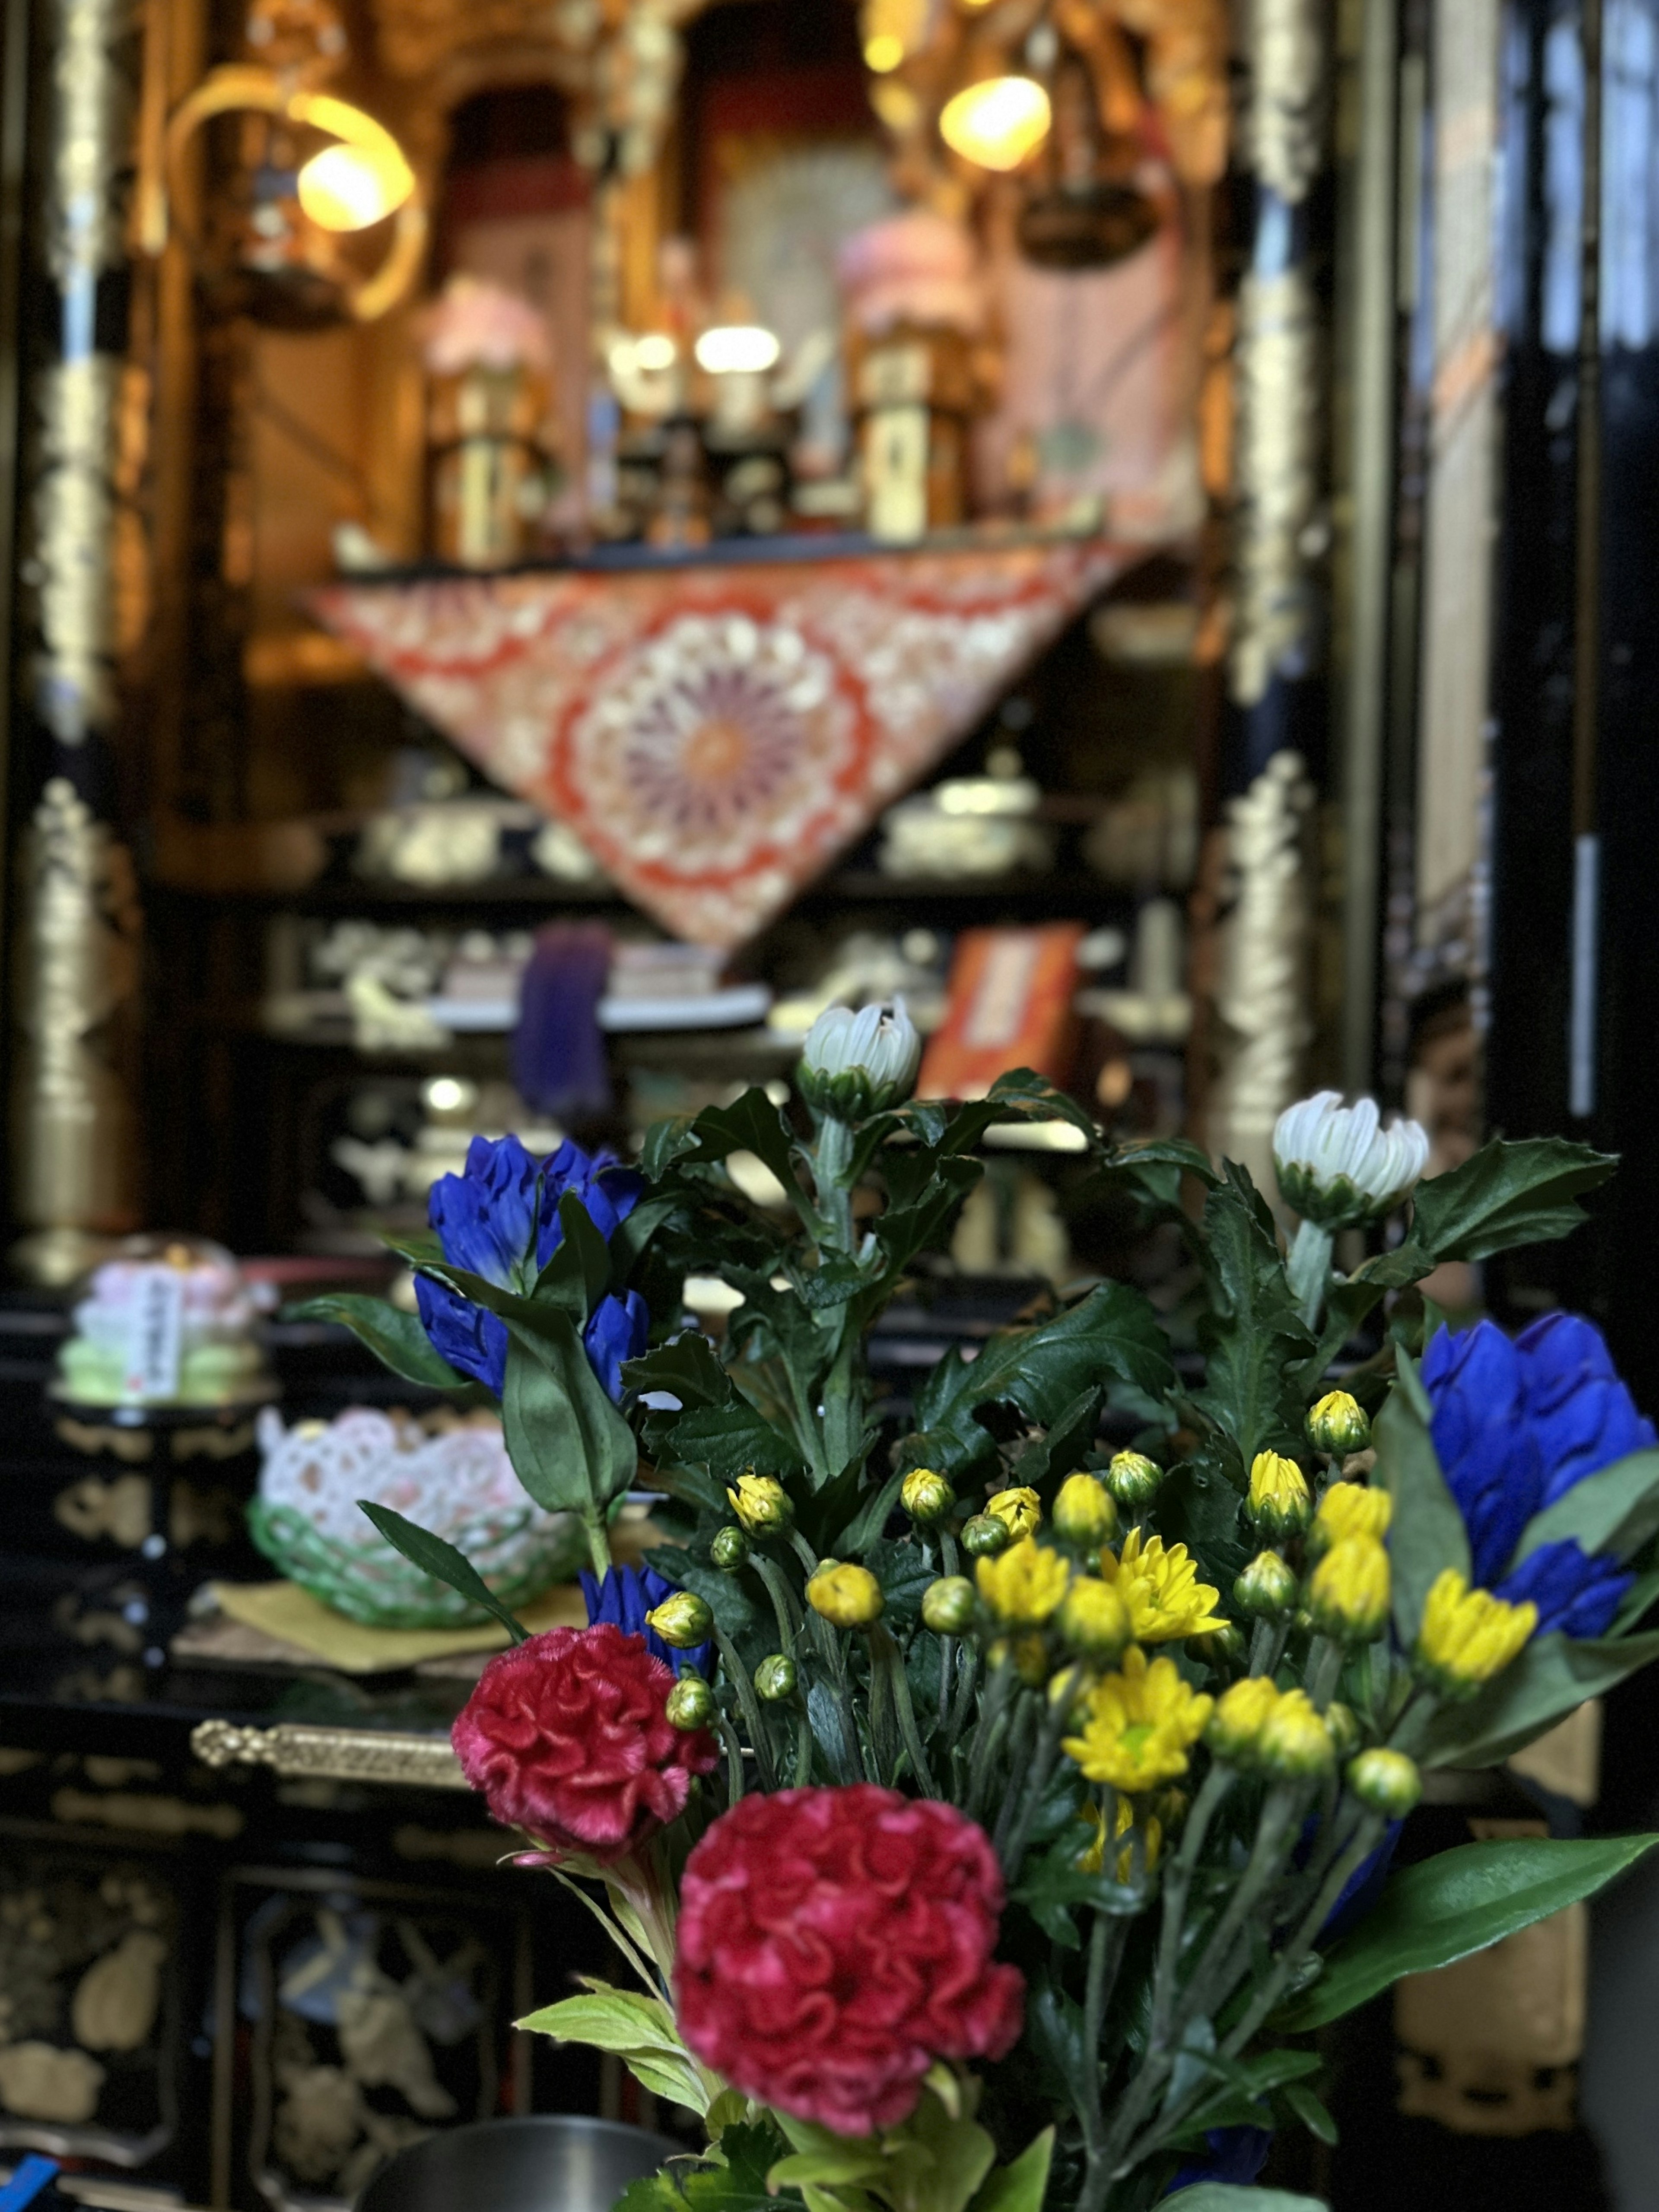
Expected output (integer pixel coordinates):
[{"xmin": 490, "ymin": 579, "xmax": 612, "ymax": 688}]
[
  {"xmin": 296, "ymin": 140, "xmax": 412, "ymax": 232},
  {"xmin": 694, "ymin": 324, "xmax": 782, "ymax": 374},
  {"xmin": 634, "ymin": 332, "xmax": 678, "ymax": 372},
  {"xmin": 939, "ymin": 75, "xmax": 1052, "ymax": 170},
  {"xmin": 864, "ymin": 31, "xmax": 905, "ymax": 70}
]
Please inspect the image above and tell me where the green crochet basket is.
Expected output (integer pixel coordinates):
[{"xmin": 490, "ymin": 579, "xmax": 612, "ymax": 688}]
[{"xmin": 247, "ymin": 1496, "xmax": 586, "ymax": 1629}]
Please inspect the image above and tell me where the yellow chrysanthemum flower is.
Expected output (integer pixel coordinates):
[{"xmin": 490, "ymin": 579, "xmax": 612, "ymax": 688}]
[
  {"xmin": 976, "ymin": 1539, "xmax": 1071, "ymax": 1626},
  {"xmin": 1062, "ymin": 1646, "xmax": 1214, "ymax": 1791},
  {"xmin": 725, "ymin": 1473, "xmax": 793, "ymax": 1535},
  {"xmin": 1415, "ymin": 1569, "xmax": 1537, "ymax": 1697},
  {"xmin": 1311, "ymin": 1479, "xmax": 1393, "ymax": 1555},
  {"xmin": 1076, "ymin": 1793, "xmax": 1163, "ymax": 1881},
  {"xmin": 1099, "ymin": 1528, "xmax": 1230, "ymax": 1642},
  {"xmin": 986, "ymin": 1486, "xmax": 1043, "ymax": 1542}
]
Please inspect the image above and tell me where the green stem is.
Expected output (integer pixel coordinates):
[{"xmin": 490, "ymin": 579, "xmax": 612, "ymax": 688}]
[
  {"xmin": 810, "ymin": 1115, "xmax": 858, "ymax": 1253},
  {"xmin": 998, "ymin": 1663, "xmax": 1085, "ymax": 1879},
  {"xmin": 791, "ymin": 1702, "xmax": 814, "ymax": 1787},
  {"xmin": 581, "ymin": 1510, "xmax": 612, "ymax": 1580},
  {"xmin": 1220, "ymin": 1811, "xmax": 1386, "ymax": 2058},
  {"xmin": 1287, "ymin": 1219, "xmax": 1336, "ymax": 1328},
  {"xmin": 751, "ymin": 1555, "xmax": 801, "ymax": 1654},
  {"xmin": 712, "ymin": 1625, "xmax": 776, "ymax": 1792},
  {"xmin": 1146, "ymin": 1764, "xmax": 1231, "ymax": 2053},
  {"xmin": 991, "ymin": 1694, "xmax": 1039, "ymax": 1856},
  {"xmin": 1306, "ymin": 1634, "xmax": 1344, "ymax": 1711},
  {"xmin": 870, "ymin": 1623, "xmax": 938, "ymax": 1796},
  {"xmin": 715, "ymin": 1716, "xmax": 745, "ymax": 1806}
]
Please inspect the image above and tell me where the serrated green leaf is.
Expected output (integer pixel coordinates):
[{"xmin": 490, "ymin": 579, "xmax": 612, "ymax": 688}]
[
  {"xmin": 915, "ymin": 1282, "xmax": 1174, "ymax": 1476},
  {"xmin": 285, "ymin": 1295, "xmax": 467, "ymax": 1389},
  {"xmin": 1408, "ymin": 1138, "xmax": 1618, "ymax": 1263},
  {"xmin": 1190, "ymin": 1171, "xmax": 1315, "ymax": 1478},
  {"xmin": 356, "ymin": 1501, "xmax": 529, "ymax": 1641},
  {"xmin": 517, "ymin": 1987, "xmax": 709, "ymax": 2113},
  {"xmin": 502, "ymin": 1316, "xmax": 637, "ymax": 1520},
  {"xmin": 623, "ymin": 1332, "xmax": 731, "ymax": 1409},
  {"xmin": 1371, "ymin": 1367, "xmax": 1469, "ymax": 1645},
  {"xmin": 679, "ymin": 1090, "xmax": 802, "ymax": 1199},
  {"xmin": 1421, "ymin": 1627, "xmax": 1659, "ymax": 1768},
  {"xmin": 1513, "ymin": 1449, "xmax": 1659, "ymax": 1567},
  {"xmin": 1275, "ymin": 1834, "xmax": 1659, "ymax": 2031},
  {"xmin": 654, "ymin": 1399, "xmax": 804, "ymax": 1479}
]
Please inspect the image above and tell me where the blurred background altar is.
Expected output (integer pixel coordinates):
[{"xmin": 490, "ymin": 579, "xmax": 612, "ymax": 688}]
[{"xmin": 2, "ymin": 0, "xmax": 1659, "ymax": 2205}]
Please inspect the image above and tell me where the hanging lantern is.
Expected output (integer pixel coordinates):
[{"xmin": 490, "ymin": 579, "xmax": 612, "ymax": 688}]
[{"xmin": 939, "ymin": 75, "xmax": 1053, "ymax": 171}]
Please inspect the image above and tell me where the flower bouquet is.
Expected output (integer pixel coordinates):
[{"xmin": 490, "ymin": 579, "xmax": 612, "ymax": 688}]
[{"xmin": 300, "ymin": 1011, "xmax": 1659, "ymax": 2212}]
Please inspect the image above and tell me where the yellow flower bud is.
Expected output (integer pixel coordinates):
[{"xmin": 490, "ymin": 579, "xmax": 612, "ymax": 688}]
[
  {"xmin": 1308, "ymin": 1479, "xmax": 1393, "ymax": 1559},
  {"xmin": 1306, "ymin": 1390, "xmax": 1372, "ymax": 1457},
  {"xmin": 1105, "ymin": 1450, "xmax": 1164, "ymax": 1510},
  {"xmin": 1052, "ymin": 1471, "xmax": 1119, "ymax": 1547},
  {"xmin": 644, "ymin": 1591, "xmax": 713, "ymax": 1649},
  {"xmin": 1414, "ymin": 1569, "xmax": 1536, "ymax": 1698},
  {"xmin": 900, "ymin": 1467, "xmax": 956, "ymax": 1525},
  {"xmin": 1258, "ymin": 1688, "xmax": 1335, "ymax": 1780},
  {"xmin": 1206, "ymin": 1675, "xmax": 1284, "ymax": 1765},
  {"xmin": 807, "ymin": 1559, "xmax": 885, "ymax": 1628},
  {"xmin": 987, "ymin": 1486, "xmax": 1043, "ymax": 1542},
  {"xmin": 1056, "ymin": 1574, "xmax": 1133, "ymax": 1661},
  {"xmin": 976, "ymin": 1539, "xmax": 1071, "ymax": 1626},
  {"xmin": 1248, "ymin": 1451, "xmax": 1312, "ymax": 1539},
  {"xmin": 1347, "ymin": 1746, "xmax": 1422, "ymax": 1817},
  {"xmin": 1305, "ymin": 1535, "xmax": 1391, "ymax": 1643},
  {"xmin": 725, "ymin": 1473, "xmax": 794, "ymax": 1536}
]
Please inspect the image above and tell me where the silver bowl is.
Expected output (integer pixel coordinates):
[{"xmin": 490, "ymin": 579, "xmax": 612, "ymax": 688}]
[{"xmin": 356, "ymin": 2116, "xmax": 681, "ymax": 2212}]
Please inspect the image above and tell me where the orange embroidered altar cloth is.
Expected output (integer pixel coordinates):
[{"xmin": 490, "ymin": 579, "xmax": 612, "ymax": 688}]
[{"xmin": 311, "ymin": 537, "xmax": 1126, "ymax": 948}]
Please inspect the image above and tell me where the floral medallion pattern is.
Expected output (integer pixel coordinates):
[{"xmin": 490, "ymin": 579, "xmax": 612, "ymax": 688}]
[{"xmin": 311, "ymin": 541, "xmax": 1124, "ymax": 945}]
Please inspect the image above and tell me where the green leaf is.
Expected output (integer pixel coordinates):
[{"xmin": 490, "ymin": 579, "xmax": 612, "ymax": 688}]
[
  {"xmin": 517, "ymin": 1986, "xmax": 710, "ymax": 2113},
  {"xmin": 285, "ymin": 1295, "xmax": 467, "ymax": 1390},
  {"xmin": 1281, "ymin": 2084, "xmax": 1338, "ymax": 2146},
  {"xmin": 356, "ymin": 1501, "xmax": 530, "ymax": 1641},
  {"xmin": 1408, "ymin": 1138, "xmax": 1618, "ymax": 1263},
  {"xmin": 836, "ymin": 1467, "xmax": 906, "ymax": 1557},
  {"xmin": 624, "ymin": 1332, "xmax": 731, "ymax": 1409},
  {"xmin": 676, "ymin": 1090, "xmax": 802, "ymax": 1200},
  {"xmin": 1190, "ymin": 1170, "xmax": 1315, "ymax": 1479},
  {"xmin": 1160, "ymin": 2190, "xmax": 1327, "ymax": 2212},
  {"xmin": 1274, "ymin": 1834, "xmax": 1659, "ymax": 2031},
  {"xmin": 654, "ymin": 1398, "xmax": 804, "ymax": 1479},
  {"xmin": 1173, "ymin": 2048, "xmax": 1324, "ymax": 2137},
  {"xmin": 968, "ymin": 2131, "xmax": 1053, "ymax": 2212},
  {"xmin": 1421, "ymin": 1627, "xmax": 1659, "ymax": 1768},
  {"xmin": 1514, "ymin": 1449, "xmax": 1659, "ymax": 1567},
  {"xmin": 915, "ymin": 1282, "xmax": 1174, "ymax": 1476},
  {"xmin": 534, "ymin": 1190, "xmax": 612, "ymax": 1320},
  {"xmin": 1011, "ymin": 1387, "xmax": 1106, "ymax": 1495},
  {"xmin": 1371, "ymin": 1366, "xmax": 1469, "ymax": 1644},
  {"xmin": 502, "ymin": 1317, "xmax": 638, "ymax": 1521}
]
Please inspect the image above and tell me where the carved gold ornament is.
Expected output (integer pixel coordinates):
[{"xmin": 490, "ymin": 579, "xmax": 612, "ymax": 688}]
[{"xmin": 192, "ymin": 1719, "xmax": 469, "ymax": 1790}]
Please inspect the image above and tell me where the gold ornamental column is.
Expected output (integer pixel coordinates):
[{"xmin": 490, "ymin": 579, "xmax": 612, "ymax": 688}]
[
  {"xmin": 1196, "ymin": 0, "xmax": 1331, "ymax": 1188},
  {"xmin": 7, "ymin": 0, "xmax": 148, "ymax": 1281}
]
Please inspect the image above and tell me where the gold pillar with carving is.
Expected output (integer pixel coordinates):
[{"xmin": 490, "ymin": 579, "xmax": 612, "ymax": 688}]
[{"xmin": 8, "ymin": 0, "xmax": 149, "ymax": 1280}]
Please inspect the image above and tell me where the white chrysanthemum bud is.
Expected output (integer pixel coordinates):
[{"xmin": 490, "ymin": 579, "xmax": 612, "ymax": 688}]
[
  {"xmin": 1272, "ymin": 1091, "xmax": 1430, "ymax": 1229},
  {"xmin": 798, "ymin": 997, "xmax": 922, "ymax": 1118}
]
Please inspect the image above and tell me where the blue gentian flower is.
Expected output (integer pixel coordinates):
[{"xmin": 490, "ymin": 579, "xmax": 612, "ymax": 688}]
[
  {"xmin": 581, "ymin": 1563, "xmax": 711, "ymax": 1673},
  {"xmin": 1321, "ymin": 1819, "xmax": 1403, "ymax": 1941},
  {"xmin": 1168, "ymin": 2126, "xmax": 1272, "ymax": 2194},
  {"xmin": 415, "ymin": 1134, "xmax": 648, "ymax": 1399},
  {"xmin": 1422, "ymin": 1312, "xmax": 1651, "ymax": 1620},
  {"xmin": 1495, "ymin": 1539, "xmax": 1631, "ymax": 1639}
]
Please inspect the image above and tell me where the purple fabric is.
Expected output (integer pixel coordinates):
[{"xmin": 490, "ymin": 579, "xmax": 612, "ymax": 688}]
[{"xmin": 513, "ymin": 921, "xmax": 613, "ymax": 1120}]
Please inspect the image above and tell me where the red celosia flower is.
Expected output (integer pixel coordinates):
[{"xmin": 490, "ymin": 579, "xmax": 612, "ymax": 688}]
[
  {"xmin": 674, "ymin": 1784, "xmax": 1024, "ymax": 2134},
  {"xmin": 451, "ymin": 1623, "xmax": 717, "ymax": 1860}
]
